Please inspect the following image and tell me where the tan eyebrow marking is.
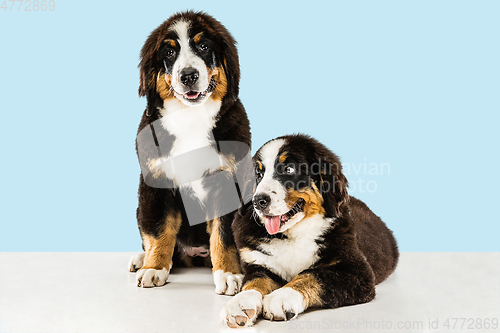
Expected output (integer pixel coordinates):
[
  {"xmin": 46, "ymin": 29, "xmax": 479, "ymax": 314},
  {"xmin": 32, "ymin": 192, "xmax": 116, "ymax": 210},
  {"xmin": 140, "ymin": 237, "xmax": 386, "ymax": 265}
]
[
  {"xmin": 163, "ymin": 39, "xmax": 176, "ymax": 47},
  {"xmin": 193, "ymin": 32, "xmax": 204, "ymax": 43},
  {"xmin": 279, "ymin": 152, "xmax": 288, "ymax": 164},
  {"xmin": 256, "ymin": 161, "xmax": 263, "ymax": 170}
]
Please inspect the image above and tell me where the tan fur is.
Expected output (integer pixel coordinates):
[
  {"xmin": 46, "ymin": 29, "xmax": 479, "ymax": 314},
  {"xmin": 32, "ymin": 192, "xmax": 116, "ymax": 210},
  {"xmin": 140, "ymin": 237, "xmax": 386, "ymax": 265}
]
[
  {"xmin": 285, "ymin": 273, "xmax": 323, "ymax": 307},
  {"xmin": 163, "ymin": 39, "xmax": 176, "ymax": 47},
  {"xmin": 141, "ymin": 212, "xmax": 182, "ymax": 270},
  {"xmin": 285, "ymin": 182, "xmax": 326, "ymax": 219},
  {"xmin": 156, "ymin": 73, "xmax": 174, "ymax": 101},
  {"xmin": 209, "ymin": 218, "xmax": 241, "ymax": 273},
  {"xmin": 256, "ymin": 160, "xmax": 263, "ymax": 171},
  {"xmin": 209, "ymin": 65, "xmax": 228, "ymax": 101},
  {"xmin": 242, "ymin": 276, "xmax": 281, "ymax": 296},
  {"xmin": 279, "ymin": 152, "xmax": 288, "ymax": 164},
  {"xmin": 193, "ymin": 32, "xmax": 204, "ymax": 43}
]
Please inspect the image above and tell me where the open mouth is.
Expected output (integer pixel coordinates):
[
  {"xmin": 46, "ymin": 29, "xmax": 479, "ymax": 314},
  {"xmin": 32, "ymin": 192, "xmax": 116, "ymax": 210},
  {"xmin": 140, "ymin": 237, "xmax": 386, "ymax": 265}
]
[
  {"xmin": 264, "ymin": 198, "xmax": 305, "ymax": 235},
  {"xmin": 183, "ymin": 90, "xmax": 207, "ymax": 101},
  {"xmin": 181, "ymin": 78, "xmax": 215, "ymax": 102}
]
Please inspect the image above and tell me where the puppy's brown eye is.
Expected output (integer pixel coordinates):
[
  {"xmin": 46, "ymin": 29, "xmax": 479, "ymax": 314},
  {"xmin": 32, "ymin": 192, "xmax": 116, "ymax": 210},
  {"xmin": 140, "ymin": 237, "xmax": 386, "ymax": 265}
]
[
  {"xmin": 198, "ymin": 43, "xmax": 209, "ymax": 52},
  {"xmin": 166, "ymin": 49, "xmax": 176, "ymax": 58},
  {"xmin": 255, "ymin": 167, "xmax": 263, "ymax": 180},
  {"xmin": 284, "ymin": 166, "xmax": 295, "ymax": 175}
]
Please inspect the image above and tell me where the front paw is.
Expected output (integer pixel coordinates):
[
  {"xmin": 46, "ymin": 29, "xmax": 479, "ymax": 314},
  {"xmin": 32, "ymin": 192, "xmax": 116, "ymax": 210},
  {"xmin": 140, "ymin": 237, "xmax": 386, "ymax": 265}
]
[
  {"xmin": 128, "ymin": 252, "xmax": 145, "ymax": 272},
  {"xmin": 213, "ymin": 270, "xmax": 243, "ymax": 295},
  {"xmin": 136, "ymin": 267, "xmax": 170, "ymax": 288},
  {"xmin": 220, "ymin": 290, "xmax": 262, "ymax": 328},
  {"xmin": 263, "ymin": 287, "xmax": 306, "ymax": 321}
]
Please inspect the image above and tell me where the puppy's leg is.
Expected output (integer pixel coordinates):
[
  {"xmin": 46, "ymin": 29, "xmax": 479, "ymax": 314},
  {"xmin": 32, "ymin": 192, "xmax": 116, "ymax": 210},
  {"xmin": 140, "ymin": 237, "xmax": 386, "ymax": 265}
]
[
  {"xmin": 135, "ymin": 179, "xmax": 181, "ymax": 288},
  {"xmin": 220, "ymin": 265, "xmax": 284, "ymax": 328},
  {"xmin": 263, "ymin": 259, "xmax": 376, "ymax": 321},
  {"xmin": 136, "ymin": 211, "xmax": 182, "ymax": 287},
  {"xmin": 209, "ymin": 214, "xmax": 243, "ymax": 295}
]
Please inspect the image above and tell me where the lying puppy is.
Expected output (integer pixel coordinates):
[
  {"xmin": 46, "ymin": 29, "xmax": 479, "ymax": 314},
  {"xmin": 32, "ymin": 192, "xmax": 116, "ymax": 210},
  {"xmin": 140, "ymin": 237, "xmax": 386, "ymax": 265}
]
[
  {"xmin": 221, "ymin": 134, "xmax": 398, "ymax": 328},
  {"xmin": 129, "ymin": 11, "xmax": 251, "ymax": 295}
]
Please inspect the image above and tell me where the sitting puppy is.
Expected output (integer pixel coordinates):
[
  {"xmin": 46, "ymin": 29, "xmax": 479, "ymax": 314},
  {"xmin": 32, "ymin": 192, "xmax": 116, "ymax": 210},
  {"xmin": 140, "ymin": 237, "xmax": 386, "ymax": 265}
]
[
  {"xmin": 129, "ymin": 11, "xmax": 251, "ymax": 295},
  {"xmin": 220, "ymin": 134, "xmax": 398, "ymax": 328}
]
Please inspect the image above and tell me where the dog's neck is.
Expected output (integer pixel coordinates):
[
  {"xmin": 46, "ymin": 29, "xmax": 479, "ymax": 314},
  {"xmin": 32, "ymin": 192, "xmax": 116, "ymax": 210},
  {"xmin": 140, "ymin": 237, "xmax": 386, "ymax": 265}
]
[{"xmin": 158, "ymin": 97, "xmax": 221, "ymax": 150}]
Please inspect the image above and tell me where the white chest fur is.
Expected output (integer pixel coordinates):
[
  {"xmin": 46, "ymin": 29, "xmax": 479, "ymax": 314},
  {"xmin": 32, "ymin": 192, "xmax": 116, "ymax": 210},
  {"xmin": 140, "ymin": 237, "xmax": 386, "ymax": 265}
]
[
  {"xmin": 158, "ymin": 98, "xmax": 222, "ymax": 202},
  {"xmin": 240, "ymin": 215, "xmax": 333, "ymax": 282}
]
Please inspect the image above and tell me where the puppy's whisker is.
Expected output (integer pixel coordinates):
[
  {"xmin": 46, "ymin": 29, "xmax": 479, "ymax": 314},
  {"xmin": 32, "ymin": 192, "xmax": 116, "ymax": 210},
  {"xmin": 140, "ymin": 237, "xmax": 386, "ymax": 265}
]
[{"xmin": 251, "ymin": 211, "xmax": 261, "ymax": 227}]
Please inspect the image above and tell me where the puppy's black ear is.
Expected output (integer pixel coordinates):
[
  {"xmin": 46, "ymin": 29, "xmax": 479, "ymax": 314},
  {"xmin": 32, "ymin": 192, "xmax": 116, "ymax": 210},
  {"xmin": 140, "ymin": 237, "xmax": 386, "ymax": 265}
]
[
  {"xmin": 318, "ymin": 153, "xmax": 349, "ymax": 218},
  {"xmin": 139, "ymin": 58, "xmax": 154, "ymax": 97},
  {"xmin": 138, "ymin": 31, "xmax": 161, "ymax": 97},
  {"xmin": 220, "ymin": 38, "xmax": 240, "ymax": 102}
]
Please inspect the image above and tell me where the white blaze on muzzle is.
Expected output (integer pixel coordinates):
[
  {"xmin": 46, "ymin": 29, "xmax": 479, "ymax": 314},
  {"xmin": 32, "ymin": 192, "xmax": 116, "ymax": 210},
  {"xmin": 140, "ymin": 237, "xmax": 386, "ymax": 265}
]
[
  {"xmin": 254, "ymin": 138, "xmax": 288, "ymax": 216},
  {"xmin": 170, "ymin": 20, "xmax": 210, "ymax": 98}
]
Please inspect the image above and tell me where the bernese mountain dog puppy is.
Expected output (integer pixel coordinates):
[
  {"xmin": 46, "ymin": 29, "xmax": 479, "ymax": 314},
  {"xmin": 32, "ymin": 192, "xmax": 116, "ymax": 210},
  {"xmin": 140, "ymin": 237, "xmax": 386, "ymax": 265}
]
[
  {"xmin": 128, "ymin": 11, "xmax": 251, "ymax": 295},
  {"xmin": 220, "ymin": 134, "xmax": 398, "ymax": 328}
]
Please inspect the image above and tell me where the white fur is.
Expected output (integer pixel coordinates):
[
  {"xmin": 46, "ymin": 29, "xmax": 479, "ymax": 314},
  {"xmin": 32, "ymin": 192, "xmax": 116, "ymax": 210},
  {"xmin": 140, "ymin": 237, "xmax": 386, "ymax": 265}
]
[
  {"xmin": 263, "ymin": 287, "xmax": 306, "ymax": 320},
  {"xmin": 254, "ymin": 139, "xmax": 288, "ymax": 215},
  {"xmin": 220, "ymin": 290, "xmax": 263, "ymax": 328},
  {"xmin": 213, "ymin": 269, "xmax": 244, "ymax": 296},
  {"xmin": 158, "ymin": 98, "xmax": 222, "ymax": 203},
  {"xmin": 170, "ymin": 19, "xmax": 212, "ymax": 105},
  {"xmin": 128, "ymin": 252, "xmax": 145, "ymax": 272},
  {"xmin": 240, "ymin": 214, "xmax": 333, "ymax": 281},
  {"xmin": 136, "ymin": 267, "xmax": 170, "ymax": 288}
]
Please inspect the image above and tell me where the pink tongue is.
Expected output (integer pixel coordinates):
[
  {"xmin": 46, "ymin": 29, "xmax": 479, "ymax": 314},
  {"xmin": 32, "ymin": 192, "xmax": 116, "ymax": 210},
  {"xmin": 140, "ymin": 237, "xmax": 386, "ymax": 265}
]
[
  {"xmin": 185, "ymin": 92, "xmax": 200, "ymax": 99},
  {"xmin": 264, "ymin": 216, "xmax": 281, "ymax": 235}
]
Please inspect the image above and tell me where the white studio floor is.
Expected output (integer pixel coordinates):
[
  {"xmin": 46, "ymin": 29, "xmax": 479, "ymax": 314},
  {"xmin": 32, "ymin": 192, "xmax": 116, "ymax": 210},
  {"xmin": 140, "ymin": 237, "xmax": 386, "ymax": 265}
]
[{"xmin": 1, "ymin": 252, "xmax": 499, "ymax": 333}]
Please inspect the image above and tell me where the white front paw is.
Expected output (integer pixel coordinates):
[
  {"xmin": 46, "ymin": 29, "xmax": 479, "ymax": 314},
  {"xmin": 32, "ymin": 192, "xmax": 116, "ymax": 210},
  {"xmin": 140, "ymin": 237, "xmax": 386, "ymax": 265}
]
[
  {"xmin": 136, "ymin": 267, "xmax": 170, "ymax": 288},
  {"xmin": 213, "ymin": 270, "xmax": 243, "ymax": 295},
  {"xmin": 263, "ymin": 287, "xmax": 306, "ymax": 321},
  {"xmin": 128, "ymin": 252, "xmax": 145, "ymax": 272},
  {"xmin": 220, "ymin": 290, "xmax": 262, "ymax": 328}
]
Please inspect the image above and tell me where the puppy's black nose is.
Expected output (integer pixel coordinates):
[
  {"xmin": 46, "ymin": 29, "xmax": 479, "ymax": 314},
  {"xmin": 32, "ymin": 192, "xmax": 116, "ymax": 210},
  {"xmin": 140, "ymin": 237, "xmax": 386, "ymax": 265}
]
[
  {"xmin": 253, "ymin": 193, "xmax": 271, "ymax": 211},
  {"xmin": 180, "ymin": 67, "xmax": 199, "ymax": 86}
]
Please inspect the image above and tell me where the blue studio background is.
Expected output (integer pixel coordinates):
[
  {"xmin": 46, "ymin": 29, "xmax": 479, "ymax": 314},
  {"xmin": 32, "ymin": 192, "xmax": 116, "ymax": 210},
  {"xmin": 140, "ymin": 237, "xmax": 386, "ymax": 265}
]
[{"xmin": 0, "ymin": 0, "xmax": 498, "ymax": 252}]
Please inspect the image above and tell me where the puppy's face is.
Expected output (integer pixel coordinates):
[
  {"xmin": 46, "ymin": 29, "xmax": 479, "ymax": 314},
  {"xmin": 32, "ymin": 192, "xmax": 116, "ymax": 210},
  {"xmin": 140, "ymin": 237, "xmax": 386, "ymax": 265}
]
[
  {"xmin": 139, "ymin": 12, "xmax": 240, "ymax": 107},
  {"xmin": 252, "ymin": 136, "xmax": 348, "ymax": 235},
  {"xmin": 159, "ymin": 20, "xmax": 221, "ymax": 106}
]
